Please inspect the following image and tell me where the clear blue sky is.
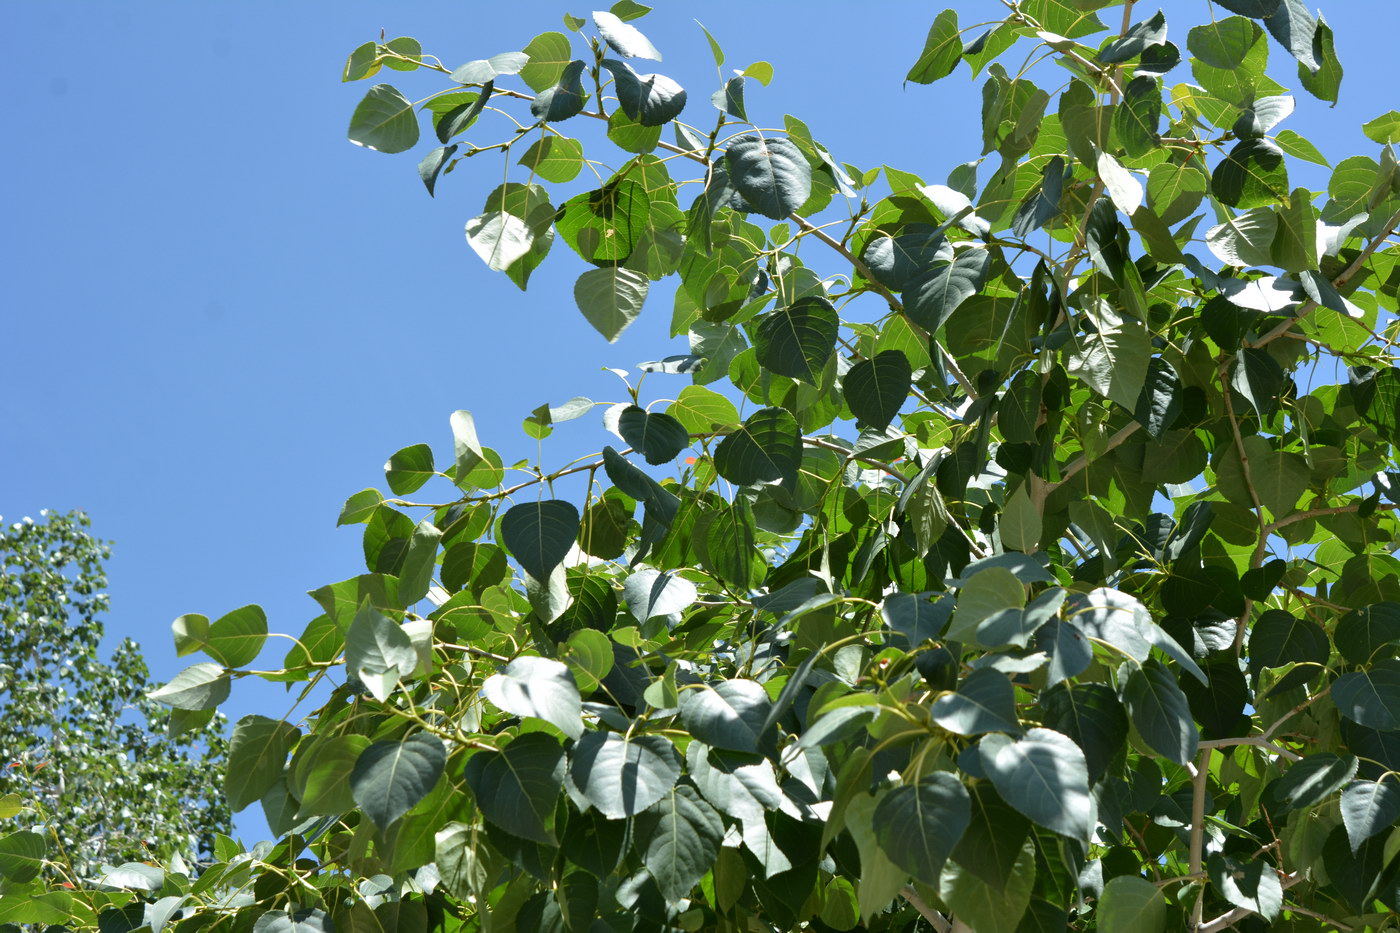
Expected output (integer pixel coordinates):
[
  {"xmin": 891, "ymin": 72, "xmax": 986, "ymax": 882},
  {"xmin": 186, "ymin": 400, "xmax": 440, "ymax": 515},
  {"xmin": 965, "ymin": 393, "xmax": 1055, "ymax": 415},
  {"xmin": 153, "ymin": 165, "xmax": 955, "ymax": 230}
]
[{"xmin": 3, "ymin": 1, "xmax": 1394, "ymax": 843}]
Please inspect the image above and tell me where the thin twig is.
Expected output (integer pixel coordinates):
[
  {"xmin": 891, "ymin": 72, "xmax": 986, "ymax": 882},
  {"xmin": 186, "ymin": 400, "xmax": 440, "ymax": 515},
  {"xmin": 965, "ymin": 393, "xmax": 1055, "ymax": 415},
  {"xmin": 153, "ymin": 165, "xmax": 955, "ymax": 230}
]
[
  {"xmin": 1199, "ymin": 735, "xmax": 1303, "ymax": 762},
  {"xmin": 1188, "ymin": 747, "xmax": 1211, "ymax": 929},
  {"xmin": 901, "ymin": 887, "xmax": 951, "ymax": 933},
  {"xmin": 1198, "ymin": 873, "xmax": 1303, "ymax": 933}
]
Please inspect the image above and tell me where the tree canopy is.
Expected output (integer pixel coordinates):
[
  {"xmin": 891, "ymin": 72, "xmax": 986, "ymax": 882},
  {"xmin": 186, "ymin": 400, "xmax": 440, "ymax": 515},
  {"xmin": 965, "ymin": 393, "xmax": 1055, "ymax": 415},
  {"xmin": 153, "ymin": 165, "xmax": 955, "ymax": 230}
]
[
  {"xmin": 10, "ymin": 1, "xmax": 1400, "ymax": 930},
  {"xmin": 0, "ymin": 511, "xmax": 230, "ymax": 885}
]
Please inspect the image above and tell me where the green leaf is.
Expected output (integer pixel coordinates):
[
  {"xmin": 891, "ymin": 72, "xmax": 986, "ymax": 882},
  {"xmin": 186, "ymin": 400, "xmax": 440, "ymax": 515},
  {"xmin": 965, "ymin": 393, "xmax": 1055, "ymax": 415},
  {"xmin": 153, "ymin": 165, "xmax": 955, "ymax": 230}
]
[
  {"xmin": 1188, "ymin": 17, "xmax": 1263, "ymax": 69},
  {"xmin": 1040, "ymin": 683, "xmax": 1128, "ymax": 783},
  {"xmin": 618, "ymin": 406, "xmax": 689, "ymax": 466},
  {"xmin": 1206, "ymin": 208, "xmax": 1278, "ymax": 268},
  {"xmin": 686, "ymin": 742, "xmax": 781, "ymax": 822},
  {"xmin": 948, "ymin": 784, "xmax": 1032, "ymax": 890},
  {"xmin": 418, "ymin": 145, "xmax": 457, "ymax": 197},
  {"xmin": 481, "ymin": 655, "xmax": 584, "ymax": 740},
  {"xmin": 1336, "ymin": 603, "xmax": 1400, "ymax": 665},
  {"xmin": 1122, "ymin": 660, "xmax": 1199, "ymax": 765},
  {"xmin": 449, "ymin": 409, "xmax": 486, "ymax": 482},
  {"xmin": 343, "ymin": 41, "xmax": 382, "ymax": 82},
  {"xmin": 1213, "ymin": 138, "xmax": 1289, "ymax": 209},
  {"xmin": 1249, "ymin": 609, "xmax": 1329, "ymax": 672},
  {"xmin": 1113, "ymin": 75, "xmax": 1161, "ymax": 158},
  {"xmin": 1342, "ymin": 780, "xmax": 1400, "ymax": 853},
  {"xmin": 1274, "ymin": 129, "xmax": 1329, "ymax": 166},
  {"xmin": 931, "ymin": 669, "xmax": 1020, "ymax": 735},
  {"xmin": 679, "ymin": 680, "xmax": 772, "ymax": 754},
  {"xmin": 385, "ymin": 443, "xmax": 435, "ymax": 495},
  {"xmin": 1096, "ymin": 149, "xmax": 1142, "ymax": 216},
  {"xmin": 520, "ymin": 32, "xmax": 573, "ymax": 92},
  {"xmin": 713, "ymin": 407, "xmax": 801, "ymax": 487},
  {"xmin": 465, "ymin": 211, "xmax": 536, "ymax": 272},
  {"xmin": 530, "ymin": 60, "xmax": 589, "ymax": 122},
  {"xmin": 845, "ymin": 350, "xmax": 911, "ymax": 431},
  {"xmin": 872, "ymin": 772, "xmax": 972, "ymax": 884},
  {"xmin": 250, "ymin": 911, "xmax": 334, "ymax": 933},
  {"xmin": 436, "ymin": 84, "xmax": 492, "ymax": 142},
  {"xmin": 907, "ymin": 10, "xmax": 962, "ymax": 84},
  {"xmin": 500, "ymin": 500, "xmax": 581, "ymax": 583},
  {"xmin": 1299, "ymin": 14, "xmax": 1341, "ymax": 103},
  {"xmin": 600, "ymin": 59, "xmax": 687, "ymax": 126},
  {"xmin": 1099, "ymin": 875, "xmax": 1165, "ymax": 933},
  {"xmin": 1133, "ymin": 357, "xmax": 1182, "ymax": 439},
  {"xmin": 978, "ymin": 728, "xmax": 1093, "ymax": 841},
  {"xmin": 1066, "ymin": 299, "xmax": 1151, "ymax": 410},
  {"xmin": 462, "ymin": 732, "xmax": 565, "ymax": 844},
  {"xmin": 569, "ymin": 731, "xmax": 681, "ymax": 818},
  {"xmin": 725, "ymin": 135, "xmax": 812, "ymax": 220},
  {"xmin": 345, "ymin": 603, "xmax": 417, "ymax": 702},
  {"xmin": 754, "ymin": 296, "xmax": 838, "ymax": 384},
  {"xmin": 147, "ymin": 662, "xmax": 230, "ymax": 710},
  {"xmin": 350, "ymin": 732, "xmax": 446, "ymax": 831},
  {"xmin": 291, "ymin": 734, "xmax": 371, "ymax": 818},
  {"xmin": 668, "ymin": 386, "xmax": 740, "ymax": 434},
  {"xmin": 1334, "ymin": 661, "xmax": 1400, "ymax": 731},
  {"xmin": 1268, "ymin": 753, "xmax": 1357, "ymax": 814},
  {"xmin": 863, "ymin": 226, "xmax": 952, "ymax": 291},
  {"xmin": 381, "ymin": 37, "xmax": 421, "ymax": 71},
  {"xmin": 1272, "ymin": 187, "xmax": 1319, "ymax": 273},
  {"xmin": 573, "ymin": 266, "xmax": 649, "ymax": 343},
  {"xmin": 1363, "ymin": 111, "xmax": 1400, "ymax": 146},
  {"xmin": 1147, "ymin": 160, "xmax": 1208, "ymax": 225},
  {"xmin": 635, "ymin": 786, "xmax": 725, "ymax": 902},
  {"xmin": 347, "ymin": 84, "xmax": 419, "ymax": 154},
  {"xmin": 0, "ymin": 832, "xmax": 44, "ymax": 883},
  {"xmin": 712, "ymin": 76, "xmax": 746, "ymax": 121},
  {"xmin": 1208, "ymin": 853, "xmax": 1282, "ymax": 921},
  {"xmin": 338, "ymin": 488, "xmax": 383, "ymax": 526},
  {"xmin": 698, "ymin": 498, "xmax": 759, "ymax": 589},
  {"xmin": 999, "ymin": 483, "xmax": 1043, "ymax": 554},
  {"xmin": 905, "ymin": 249, "xmax": 993, "ymax": 333},
  {"xmin": 518, "ymin": 135, "xmax": 584, "ymax": 183},
  {"xmin": 1264, "ymin": 0, "xmax": 1317, "ymax": 70},
  {"xmin": 610, "ymin": 1, "xmax": 652, "ymax": 22},
  {"xmin": 1099, "ymin": 9, "xmax": 1167, "ymax": 63},
  {"xmin": 451, "ymin": 52, "xmax": 529, "ymax": 85},
  {"xmin": 594, "ymin": 10, "xmax": 662, "ymax": 60},
  {"xmin": 225, "ymin": 715, "xmax": 299, "ymax": 812},
  {"xmin": 939, "ymin": 838, "xmax": 1035, "ymax": 933}
]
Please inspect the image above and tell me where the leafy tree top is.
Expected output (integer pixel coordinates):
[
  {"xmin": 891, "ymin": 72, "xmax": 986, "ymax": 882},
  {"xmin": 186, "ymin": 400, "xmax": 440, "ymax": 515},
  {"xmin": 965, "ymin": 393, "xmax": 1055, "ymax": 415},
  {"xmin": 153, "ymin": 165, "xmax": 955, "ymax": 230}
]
[{"xmin": 11, "ymin": 1, "xmax": 1400, "ymax": 930}]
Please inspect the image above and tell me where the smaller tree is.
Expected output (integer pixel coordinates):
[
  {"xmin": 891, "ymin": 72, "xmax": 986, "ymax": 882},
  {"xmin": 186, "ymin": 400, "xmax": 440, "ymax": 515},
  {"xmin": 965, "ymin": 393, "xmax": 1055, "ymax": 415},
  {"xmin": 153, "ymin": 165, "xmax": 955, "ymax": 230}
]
[{"xmin": 0, "ymin": 510, "xmax": 231, "ymax": 881}]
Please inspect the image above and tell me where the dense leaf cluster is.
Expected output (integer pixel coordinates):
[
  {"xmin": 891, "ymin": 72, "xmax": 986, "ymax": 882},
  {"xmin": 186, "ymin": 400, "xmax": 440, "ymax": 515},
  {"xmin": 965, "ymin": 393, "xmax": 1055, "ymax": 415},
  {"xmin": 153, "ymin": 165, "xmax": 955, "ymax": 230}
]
[
  {"xmin": 13, "ymin": 1, "xmax": 1400, "ymax": 930},
  {"xmin": 0, "ymin": 511, "xmax": 230, "ymax": 895}
]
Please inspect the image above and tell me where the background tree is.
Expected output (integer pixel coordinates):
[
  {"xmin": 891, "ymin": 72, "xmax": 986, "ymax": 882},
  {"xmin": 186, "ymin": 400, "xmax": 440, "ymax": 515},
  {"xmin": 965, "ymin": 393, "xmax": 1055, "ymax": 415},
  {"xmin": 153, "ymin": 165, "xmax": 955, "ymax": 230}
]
[
  {"xmin": 10, "ymin": 0, "xmax": 1400, "ymax": 930},
  {"xmin": 0, "ymin": 511, "xmax": 231, "ymax": 883}
]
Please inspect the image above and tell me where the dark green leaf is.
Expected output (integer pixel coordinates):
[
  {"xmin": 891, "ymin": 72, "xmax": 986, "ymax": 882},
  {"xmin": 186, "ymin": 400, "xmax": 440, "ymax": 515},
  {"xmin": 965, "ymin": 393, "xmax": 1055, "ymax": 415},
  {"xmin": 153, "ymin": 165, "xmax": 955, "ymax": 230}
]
[
  {"xmin": 437, "ymin": 83, "xmax": 492, "ymax": 142},
  {"xmin": 873, "ymin": 772, "xmax": 971, "ymax": 884},
  {"xmin": 949, "ymin": 784, "xmax": 1031, "ymax": 890},
  {"xmin": 1264, "ymin": 0, "xmax": 1317, "ymax": 71},
  {"xmin": 846, "ymin": 350, "xmax": 912, "ymax": 431},
  {"xmin": 350, "ymin": 733, "xmax": 446, "ymax": 831},
  {"xmin": 635, "ymin": 786, "xmax": 724, "ymax": 902},
  {"xmin": 1336, "ymin": 603, "xmax": 1400, "ymax": 665},
  {"xmin": 1188, "ymin": 17, "xmax": 1263, "ymax": 69},
  {"xmin": 679, "ymin": 680, "xmax": 772, "ymax": 754},
  {"xmin": 754, "ymin": 296, "xmax": 839, "ymax": 384},
  {"xmin": 725, "ymin": 135, "xmax": 812, "ymax": 220},
  {"xmin": 347, "ymin": 84, "xmax": 419, "ymax": 154},
  {"xmin": 1247, "ymin": 608, "xmax": 1322, "ymax": 673},
  {"xmin": 1099, "ymin": 10, "xmax": 1167, "ymax": 64},
  {"xmin": 711, "ymin": 76, "xmax": 746, "ymax": 120},
  {"xmin": 1229, "ymin": 348, "xmax": 1285, "ymax": 422},
  {"xmin": 862, "ymin": 225, "xmax": 951, "ymax": 291},
  {"xmin": 1267, "ymin": 752, "xmax": 1357, "ymax": 813},
  {"xmin": 500, "ymin": 500, "xmax": 581, "ymax": 583},
  {"xmin": 713, "ymin": 407, "xmax": 801, "ymax": 486},
  {"xmin": 1334, "ymin": 661, "xmax": 1400, "ymax": 731},
  {"xmin": 1133, "ymin": 357, "xmax": 1181, "ymax": 439},
  {"xmin": 698, "ymin": 498, "xmax": 758, "ymax": 589},
  {"xmin": 569, "ymin": 731, "xmax": 681, "ymax": 818},
  {"xmin": 0, "ymin": 832, "xmax": 43, "ymax": 883},
  {"xmin": 931, "ymin": 669, "xmax": 1021, "ymax": 735},
  {"xmin": 1341, "ymin": 780, "xmax": 1400, "ymax": 853},
  {"xmin": 463, "ymin": 732, "xmax": 565, "ymax": 844},
  {"xmin": 418, "ymin": 145, "xmax": 457, "ymax": 197},
  {"xmin": 1299, "ymin": 14, "xmax": 1341, "ymax": 104},
  {"xmin": 1011, "ymin": 156, "xmax": 1068, "ymax": 237},
  {"xmin": 600, "ymin": 60, "xmax": 687, "ymax": 126},
  {"xmin": 385, "ymin": 443, "xmax": 435, "ymax": 495},
  {"xmin": 574, "ymin": 266, "xmax": 650, "ymax": 342},
  {"xmin": 617, "ymin": 406, "xmax": 689, "ymax": 465},
  {"xmin": 1039, "ymin": 683, "xmax": 1126, "ymax": 783},
  {"xmin": 250, "ymin": 910, "xmax": 334, "ymax": 933},
  {"xmin": 979, "ymin": 728, "xmax": 1094, "ymax": 841},
  {"xmin": 1212, "ymin": 138, "xmax": 1289, "ymax": 209},
  {"xmin": 530, "ymin": 60, "xmax": 589, "ymax": 122},
  {"xmin": 226, "ymin": 715, "xmax": 298, "ymax": 812},
  {"xmin": 905, "ymin": 249, "xmax": 993, "ymax": 333},
  {"xmin": 686, "ymin": 742, "xmax": 782, "ymax": 822},
  {"xmin": 1122, "ymin": 660, "xmax": 1198, "ymax": 765},
  {"xmin": 1178, "ymin": 657, "xmax": 1248, "ymax": 740},
  {"xmin": 1113, "ymin": 75, "xmax": 1161, "ymax": 158}
]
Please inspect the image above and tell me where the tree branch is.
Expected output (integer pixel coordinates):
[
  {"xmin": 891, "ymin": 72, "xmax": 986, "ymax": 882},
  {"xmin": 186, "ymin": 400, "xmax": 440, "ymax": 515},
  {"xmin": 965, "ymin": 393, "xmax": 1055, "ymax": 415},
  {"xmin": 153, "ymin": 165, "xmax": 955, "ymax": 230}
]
[
  {"xmin": 901, "ymin": 886, "xmax": 951, "ymax": 933},
  {"xmin": 1198, "ymin": 872, "xmax": 1303, "ymax": 933},
  {"xmin": 1188, "ymin": 747, "xmax": 1211, "ymax": 929},
  {"xmin": 1199, "ymin": 735, "xmax": 1302, "ymax": 762}
]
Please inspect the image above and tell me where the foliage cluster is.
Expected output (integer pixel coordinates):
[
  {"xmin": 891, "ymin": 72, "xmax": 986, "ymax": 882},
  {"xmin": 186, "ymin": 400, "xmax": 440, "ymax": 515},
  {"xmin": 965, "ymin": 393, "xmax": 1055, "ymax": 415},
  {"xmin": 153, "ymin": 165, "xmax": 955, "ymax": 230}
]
[
  {"xmin": 10, "ymin": 0, "xmax": 1400, "ymax": 930},
  {"xmin": 0, "ymin": 511, "xmax": 230, "ymax": 888}
]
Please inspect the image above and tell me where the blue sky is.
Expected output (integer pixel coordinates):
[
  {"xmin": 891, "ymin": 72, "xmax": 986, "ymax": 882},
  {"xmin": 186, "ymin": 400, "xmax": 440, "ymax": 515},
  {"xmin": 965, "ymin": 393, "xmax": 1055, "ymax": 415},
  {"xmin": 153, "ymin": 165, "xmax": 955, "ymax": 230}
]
[{"xmin": 3, "ymin": 1, "xmax": 1395, "ymax": 842}]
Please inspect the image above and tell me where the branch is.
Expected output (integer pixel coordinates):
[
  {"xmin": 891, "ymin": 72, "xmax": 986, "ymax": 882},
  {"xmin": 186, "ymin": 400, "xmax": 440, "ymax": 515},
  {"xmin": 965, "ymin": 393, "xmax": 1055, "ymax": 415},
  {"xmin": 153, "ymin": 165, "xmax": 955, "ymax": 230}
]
[
  {"xmin": 1187, "ymin": 747, "xmax": 1211, "ymax": 929},
  {"xmin": 1199, "ymin": 735, "xmax": 1303, "ymax": 762},
  {"xmin": 1265, "ymin": 501, "xmax": 1400, "ymax": 534},
  {"xmin": 1044, "ymin": 421, "xmax": 1142, "ymax": 495},
  {"xmin": 1198, "ymin": 873, "xmax": 1303, "ymax": 933},
  {"xmin": 1251, "ymin": 205, "xmax": 1400, "ymax": 349},
  {"xmin": 901, "ymin": 886, "xmax": 951, "ymax": 933}
]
